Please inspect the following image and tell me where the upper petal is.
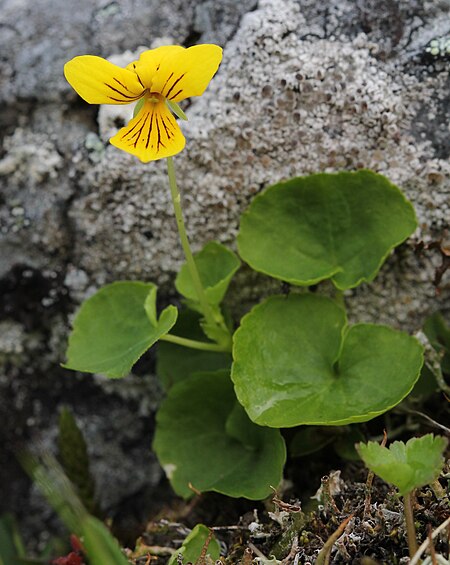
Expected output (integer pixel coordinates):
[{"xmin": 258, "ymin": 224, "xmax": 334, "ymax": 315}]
[
  {"xmin": 127, "ymin": 46, "xmax": 185, "ymax": 90},
  {"xmin": 140, "ymin": 44, "xmax": 223, "ymax": 102},
  {"xmin": 64, "ymin": 55, "xmax": 145, "ymax": 104},
  {"xmin": 109, "ymin": 98, "xmax": 186, "ymax": 162}
]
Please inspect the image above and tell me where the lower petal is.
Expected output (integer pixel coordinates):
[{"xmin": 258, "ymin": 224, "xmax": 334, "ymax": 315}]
[{"xmin": 110, "ymin": 99, "xmax": 186, "ymax": 162}]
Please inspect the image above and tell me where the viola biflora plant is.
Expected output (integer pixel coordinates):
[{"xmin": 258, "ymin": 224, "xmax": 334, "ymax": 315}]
[{"xmin": 64, "ymin": 44, "xmax": 425, "ymax": 501}]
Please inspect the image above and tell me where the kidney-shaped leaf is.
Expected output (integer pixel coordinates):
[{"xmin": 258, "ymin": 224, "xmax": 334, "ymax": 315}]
[
  {"xmin": 232, "ymin": 294, "xmax": 423, "ymax": 427},
  {"xmin": 357, "ymin": 434, "xmax": 448, "ymax": 495},
  {"xmin": 153, "ymin": 370, "xmax": 286, "ymax": 500},
  {"xmin": 175, "ymin": 241, "xmax": 241, "ymax": 305},
  {"xmin": 237, "ymin": 170, "xmax": 417, "ymax": 290},
  {"xmin": 64, "ymin": 281, "xmax": 177, "ymax": 378}
]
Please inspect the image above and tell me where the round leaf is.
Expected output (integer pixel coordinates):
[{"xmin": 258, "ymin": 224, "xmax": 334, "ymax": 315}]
[
  {"xmin": 237, "ymin": 170, "xmax": 417, "ymax": 290},
  {"xmin": 175, "ymin": 241, "xmax": 241, "ymax": 305},
  {"xmin": 65, "ymin": 281, "xmax": 177, "ymax": 378},
  {"xmin": 232, "ymin": 294, "xmax": 423, "ymax": 427},
  {"xmin": 153, "ymin": 370, "xmax": 286, "ymax": 500}
]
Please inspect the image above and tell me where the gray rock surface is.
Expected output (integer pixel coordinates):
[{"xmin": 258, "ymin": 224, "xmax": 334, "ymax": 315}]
[
  {"xmin": 1, "ymin": 0, "xmax": 449, "ymax": 550},
  {"xmin": 71, "ymin": 0, "xmax": 450, "ymax": 324}
]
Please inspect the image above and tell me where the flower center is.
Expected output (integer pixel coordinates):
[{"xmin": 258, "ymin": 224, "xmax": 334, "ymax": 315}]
[{"xmin": 146, "ymin": 91, "xmax": 164, "ymax": 104}]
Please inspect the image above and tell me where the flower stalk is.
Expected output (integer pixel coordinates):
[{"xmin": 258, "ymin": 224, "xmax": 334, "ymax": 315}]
[{"xmin": 166, "ymin": 157, "xmax": 230, "ymax": 346}]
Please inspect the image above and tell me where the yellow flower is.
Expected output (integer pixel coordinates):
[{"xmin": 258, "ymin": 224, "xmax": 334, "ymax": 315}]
[{"xmin": 64, "ymin": 45, "xmax": 223, "ymax": 162}]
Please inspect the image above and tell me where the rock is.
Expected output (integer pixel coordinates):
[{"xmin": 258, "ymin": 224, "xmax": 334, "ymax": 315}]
[
  {"xmin": 0, "ymin": 0, "xmax": 256, "ymax": 104},
  {"xmin": 71, "ymin": 0, "xmax": 450, "ymax": 326}
]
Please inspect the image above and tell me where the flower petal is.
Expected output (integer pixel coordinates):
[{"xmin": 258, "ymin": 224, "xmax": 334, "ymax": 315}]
[
  {"xmin": 142, "ymin": 44, "xmax": 223, "ymax": 102},
  {"xmin": 64, "ymin": 55, "xmax": 145, "ymax": 104},
  {"xmin": 127, "ymin": 46, "xmax": 185, "ymax": 90},
  {"xmin": 110, "ymin": 99, "xmax": 185, "ymax": 162}
]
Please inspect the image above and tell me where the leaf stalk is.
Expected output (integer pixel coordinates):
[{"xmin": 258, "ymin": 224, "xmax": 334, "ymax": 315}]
[{"xmin": 159, "ymin": 333, "xmax": 231, "ymax": 352}]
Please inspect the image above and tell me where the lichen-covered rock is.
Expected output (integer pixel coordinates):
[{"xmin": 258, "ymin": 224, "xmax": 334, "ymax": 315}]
[
  {"xmin": 0, "ymin": 127, "xmax": 71, "ymax": 277},
  {"xmin": 71, "ymin": 0, "xmax": 450, "ymax": 326}
]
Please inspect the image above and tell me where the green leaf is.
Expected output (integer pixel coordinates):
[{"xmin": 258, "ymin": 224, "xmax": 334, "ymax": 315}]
[
  {"xmin": 156, "ymin": 309, "xmax": 231, "ymax": 389},
  {"xmin": 23, "ymin": 454, "xmax": 128, "ymax": 565},
  {"xmin": 166, "ymin": 99, "xmax": 188, "ymax": 121},
  {"xmin": 0, "ymin": 514, "xmax": 25, "ymax": 565},
  {"xmin": 82, "ymin": 515, "xmax": 129, "ymax": 565},
  {"xmin": 423, "ymin": 312, "xmax": 450, "ymax": 375},
  {"xmin": 144, "ymin": 285, "xmax": 178, "ymax": 331},
  {"xmin": 237, "ymin": 170, "xmax": 417, "ymax": 290},
  {"xmin": 232, "ymin": 294, "xmax": 423, "ymax": 427},
  {"xmin": 64, "ymin": 281, "xmax": 177, "ymax": 378},
  {"xmin": 357, "ymin": 434, "xmax": 448, "ymax": 496},
  {"xmin": 153, "ymin": 370, "xmax": 286, "ymax": 500},
  {"xmin": 200, "ymin": 312, "xmax": 233, "ymax": 349},
  {"xmin": 133, "ymin": 98, "xmax": 145, "ymax": 118},
  {"xmin": 175, "ymin": 241, "xmax": 241, "ymax": 305},
  {"xmin": 58, "ymin": 408, "xmax": 97, "ymax": 515},
  {"xmin": 168, "ymin": 524, "xmax": 220, "ymax": 565}
]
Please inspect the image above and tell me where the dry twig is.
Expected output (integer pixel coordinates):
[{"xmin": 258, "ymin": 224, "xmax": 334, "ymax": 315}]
[
  {"xmin": 315, "ymin": 514, "xmax": 353, "ymax": 565},
  {"xmin": 409, "ymin": 516, "xmax": 450, "ymax": 565}
]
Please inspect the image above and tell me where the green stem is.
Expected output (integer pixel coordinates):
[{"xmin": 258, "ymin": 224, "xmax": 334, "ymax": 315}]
[
  {"xmin": 166, "ymin": 156, "xmax": 220, "ymax": 333},
  {"xmin": 404, "ymin": 491, "xmax": 419, "ymax": 559},
  {"xmin": 160, "ymin": 333, "xmax": 230, "ymax": 352}
]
